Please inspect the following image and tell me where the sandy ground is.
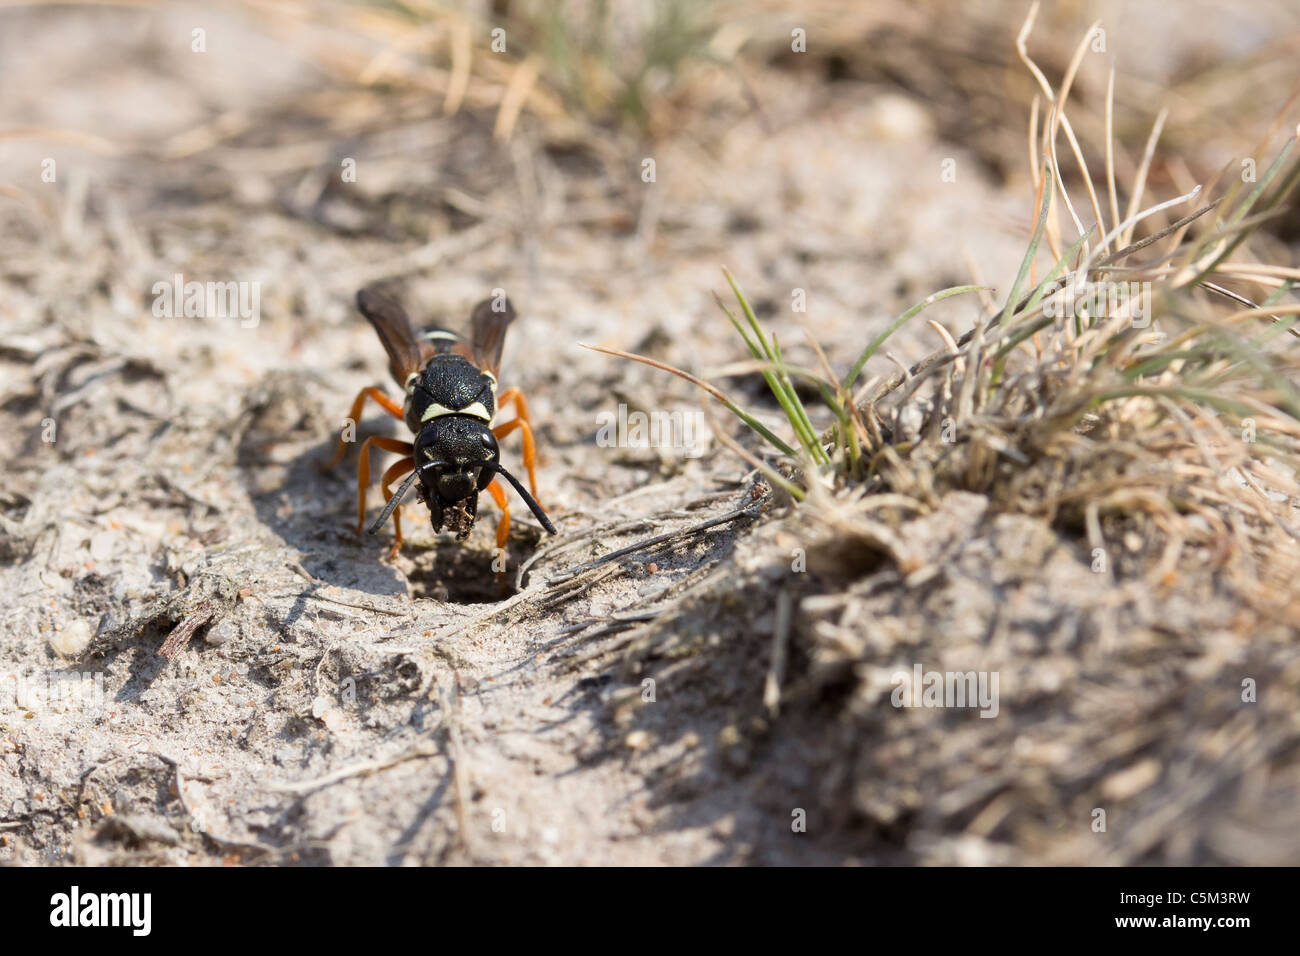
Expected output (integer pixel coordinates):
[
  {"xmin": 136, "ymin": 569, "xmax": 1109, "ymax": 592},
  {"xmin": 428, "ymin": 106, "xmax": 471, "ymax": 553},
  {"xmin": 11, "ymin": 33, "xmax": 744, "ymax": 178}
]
[{"xmin": 2, "ymin": 1, "xmax": 1299, "ymax": 865}]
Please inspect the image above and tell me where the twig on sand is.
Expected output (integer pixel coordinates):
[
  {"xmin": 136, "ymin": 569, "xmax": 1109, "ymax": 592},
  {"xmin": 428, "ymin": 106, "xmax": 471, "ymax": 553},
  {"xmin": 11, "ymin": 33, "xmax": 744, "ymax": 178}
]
[
  {"xmin": 437, "ymin": 680, "xmax": 473, "ymax": 857},
  {"xmin": 306, "ymin": 592, "xmax": 414, "ymax": 617},
  {"xmin": 542, "ymin": 504, "xmax": 760, "ymax": 587},
  {"xmin": 762, "ymin": 590, "xmax": 793, "ymax": 717},
  {"xmin": 264, "ymin": 745, "xmax": 444, "ymax": 796},
  {"xmin": 157, "ymin": 600, "xmax": 220, "ymax": 662},
  {"xmin": 537, "ymin": 563, "xmax": 623, "ymax": 610}
]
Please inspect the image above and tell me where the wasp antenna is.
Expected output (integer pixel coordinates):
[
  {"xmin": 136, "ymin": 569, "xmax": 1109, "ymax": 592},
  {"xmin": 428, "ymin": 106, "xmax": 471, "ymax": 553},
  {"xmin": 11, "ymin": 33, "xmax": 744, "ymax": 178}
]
[
  {"xmin": 367, "ymin": 469, "xmax": 420, "ymax": 535},
  {"xmin": 493, "ymin": 464, "xmax": 557, "ymax": 534}
]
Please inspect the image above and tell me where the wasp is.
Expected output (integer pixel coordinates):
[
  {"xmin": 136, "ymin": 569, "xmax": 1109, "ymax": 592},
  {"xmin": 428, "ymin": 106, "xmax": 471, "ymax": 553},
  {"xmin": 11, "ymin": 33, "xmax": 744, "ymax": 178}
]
[{"xmin": 324, "ymin": 287, "xmax": 556, "ymax": 560}]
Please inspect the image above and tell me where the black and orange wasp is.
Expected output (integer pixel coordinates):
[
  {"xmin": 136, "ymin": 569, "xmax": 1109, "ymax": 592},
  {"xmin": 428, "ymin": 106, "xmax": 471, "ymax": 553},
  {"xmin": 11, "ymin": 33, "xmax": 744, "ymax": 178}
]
[{"xmin": 324, "ymin": 287, "xmax": 556, "ymax": 560}]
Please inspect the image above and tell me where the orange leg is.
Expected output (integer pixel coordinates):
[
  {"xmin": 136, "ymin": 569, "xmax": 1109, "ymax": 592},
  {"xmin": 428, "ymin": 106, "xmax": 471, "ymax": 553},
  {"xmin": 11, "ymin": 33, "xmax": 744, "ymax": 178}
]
[
  {"xmin": 495, "ymin": 388, "xmax": 531, "ymax": 427},
  {"xmin": 492, "ymin": 389, "xmax": 541, "ymax": 503},
  {"xmin": 486, "ymin": 478, "xmax": 511, "ymax": 573},
  {"xmin": 324, "ymin": 386, "xmax": 405, "ymax": 470},
  {"xmin": 491, "ymin": 418, "xmax": 539, "ymax": 500},
  {"xmin": 356, "ymin": 435, "xmax": 413, "ymax": 535},
  {"xmin": 380, "ymin": 457, "xmax": 415, "ymax": 555}
]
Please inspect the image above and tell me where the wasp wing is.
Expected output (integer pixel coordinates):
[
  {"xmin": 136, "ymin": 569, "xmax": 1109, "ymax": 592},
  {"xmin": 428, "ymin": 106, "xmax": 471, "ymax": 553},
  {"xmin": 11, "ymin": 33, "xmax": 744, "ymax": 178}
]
[
  {"xmin": 466, "ymin": 295, "xmax": 517, "ymax": 377},
  {"xmin": 356, "ymin": 287, "xmax": 422, "ymax": 385}
]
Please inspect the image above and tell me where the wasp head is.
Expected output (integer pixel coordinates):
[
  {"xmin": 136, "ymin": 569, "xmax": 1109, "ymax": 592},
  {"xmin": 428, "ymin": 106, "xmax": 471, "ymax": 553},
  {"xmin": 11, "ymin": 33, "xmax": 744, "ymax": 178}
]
[
  {"xmin": 413, "ymin": 416, "xmax": 499, "ymax": 539},
  {"xmin": 366, "ymin": 414, "xmax": 557, "ymax": 543}
]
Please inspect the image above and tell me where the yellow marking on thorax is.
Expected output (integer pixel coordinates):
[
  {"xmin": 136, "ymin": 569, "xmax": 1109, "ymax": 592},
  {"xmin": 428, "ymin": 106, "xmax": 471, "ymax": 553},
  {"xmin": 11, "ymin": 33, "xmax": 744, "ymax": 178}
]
[{"xmin": 420, "ymin": 400, "xmax": 492, "ymax": 423}]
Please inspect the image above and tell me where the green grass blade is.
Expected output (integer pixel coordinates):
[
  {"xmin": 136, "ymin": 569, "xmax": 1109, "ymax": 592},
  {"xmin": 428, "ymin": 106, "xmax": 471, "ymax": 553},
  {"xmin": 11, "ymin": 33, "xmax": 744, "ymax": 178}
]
[{"xmin": 844, "ymin": 285, "xmax": 987, "ymax": 388}]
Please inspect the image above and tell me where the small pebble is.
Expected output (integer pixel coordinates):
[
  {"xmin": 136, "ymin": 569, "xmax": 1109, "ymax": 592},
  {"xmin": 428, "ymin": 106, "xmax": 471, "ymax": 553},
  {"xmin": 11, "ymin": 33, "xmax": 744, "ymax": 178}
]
[{"xmin": 47, "ymin": 619, "xmax": 93, "ymax": 657}]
